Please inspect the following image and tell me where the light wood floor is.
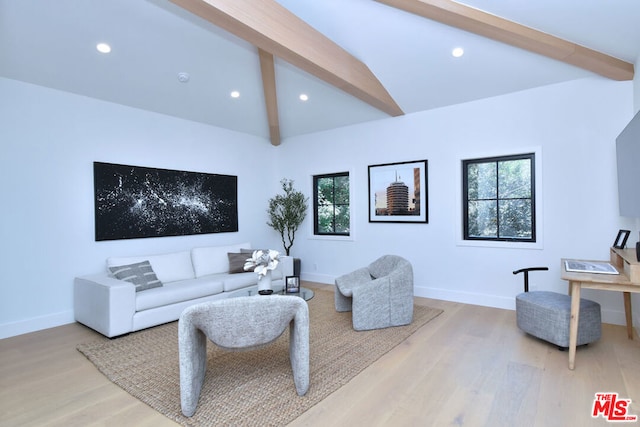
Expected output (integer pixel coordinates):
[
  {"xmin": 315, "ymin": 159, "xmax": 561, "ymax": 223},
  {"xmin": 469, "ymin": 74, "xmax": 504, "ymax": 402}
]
[{"xmin": 2, "ymin": 282, "xmax": 639, "ymax": 426}]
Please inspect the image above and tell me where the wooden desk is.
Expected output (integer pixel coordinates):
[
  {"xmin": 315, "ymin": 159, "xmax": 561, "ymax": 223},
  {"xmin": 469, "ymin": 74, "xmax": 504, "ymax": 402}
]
[{"xmin": 561, "ymin": 247, "xmax": 640, "ymax": 370}]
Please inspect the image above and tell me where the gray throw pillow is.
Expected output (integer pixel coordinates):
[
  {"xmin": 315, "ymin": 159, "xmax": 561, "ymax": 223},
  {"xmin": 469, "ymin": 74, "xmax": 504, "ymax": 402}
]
[
  {"xmin": 109, "ymin": 260, "xmax": 163, "ymax": 292},
  {"xmin": 241, "ymin": 248, "xmax": 272, "ymax": 254},
  {"xmin": 228, "ymin": 252, "xmax": 252, "ymax": 273}
]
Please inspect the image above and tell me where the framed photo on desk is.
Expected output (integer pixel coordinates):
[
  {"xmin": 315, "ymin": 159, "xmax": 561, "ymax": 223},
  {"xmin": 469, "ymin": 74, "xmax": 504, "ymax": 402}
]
[
  {"xmin": 285, "ymin": 276, "xmax": 300, "ymax": 293},
  {"xmin": 613, "ymin": 229, "xmax": 631, "ymax": 249}
]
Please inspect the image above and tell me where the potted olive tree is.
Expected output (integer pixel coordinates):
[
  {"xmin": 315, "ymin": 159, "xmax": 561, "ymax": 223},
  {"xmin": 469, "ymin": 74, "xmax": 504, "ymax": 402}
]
[{"xmin": 267, "ymin": 179, "xmax": 308, "ymax": 259}]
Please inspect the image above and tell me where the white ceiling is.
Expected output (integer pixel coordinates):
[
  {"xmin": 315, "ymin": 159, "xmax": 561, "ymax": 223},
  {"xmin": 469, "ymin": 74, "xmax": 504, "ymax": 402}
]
[{"xmin": 1, "ymin": 0, "xmax": 639, "ymax": 142}]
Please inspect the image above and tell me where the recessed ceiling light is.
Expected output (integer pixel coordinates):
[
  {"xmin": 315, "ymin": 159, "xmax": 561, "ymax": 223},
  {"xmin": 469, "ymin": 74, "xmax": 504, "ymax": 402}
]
[
  {"xmin": 299, "ymin": 94, "xmax": 309, "ymax": 101},
  {"xmin": 452, "ymin": 47, "xmax": 464, "ymax": 58},
  {"xmin": 96, "ymin": 43, "xmax": 111, "ymax": 54},
  {"xmin": 177, "ymin": 72, "xmax": 190, "ymax": 83},
  {"xmin": 230, "ymin": 91, "xmax": 240, "ymax": 98}
]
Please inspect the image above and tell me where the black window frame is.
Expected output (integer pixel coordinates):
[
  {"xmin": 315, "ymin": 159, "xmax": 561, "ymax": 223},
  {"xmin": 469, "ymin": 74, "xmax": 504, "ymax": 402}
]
[
  {"xmin": 462, "ymin": 153, "xmax": 536, "ymax": 243},
  {"xmin": 313, "ymin": 172, "xmax": 350, "ymax": 236}
]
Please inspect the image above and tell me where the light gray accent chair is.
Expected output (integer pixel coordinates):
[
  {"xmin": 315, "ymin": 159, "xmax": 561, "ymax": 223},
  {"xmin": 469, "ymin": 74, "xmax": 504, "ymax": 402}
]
[
  {"xmin": 178, "ymin": 295, "xmax": 309, "ymax": 417},
  {"xmin": 513, "ymin": 267, "xmax": 601, "ymax": 349},
  {"xmin": 335, "ymin": 255, "xmax": 414, "ymax": 331}
]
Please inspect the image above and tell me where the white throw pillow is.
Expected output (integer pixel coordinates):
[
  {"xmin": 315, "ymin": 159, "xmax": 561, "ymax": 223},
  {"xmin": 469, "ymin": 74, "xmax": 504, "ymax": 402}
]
[{"xmin": 191, "ymin": 242, "xmax": 251, "ymax": 277}]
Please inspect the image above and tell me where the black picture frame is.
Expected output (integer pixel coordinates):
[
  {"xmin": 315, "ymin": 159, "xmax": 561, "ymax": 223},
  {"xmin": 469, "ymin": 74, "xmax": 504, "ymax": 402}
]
[
  {"xmin": 613, "ymin": 229, "xmax": 631, "ymax": 249},
  {"xmin": 285, "ymin": 276, "xmax": 300, "ymax": 293},
  {"xmin": 368, "ymin": 159, "xmax": 428, "ymax": 223},
  {"xmin": 94, "ymin": 162, "xmax": 238, "ymax": 241}
]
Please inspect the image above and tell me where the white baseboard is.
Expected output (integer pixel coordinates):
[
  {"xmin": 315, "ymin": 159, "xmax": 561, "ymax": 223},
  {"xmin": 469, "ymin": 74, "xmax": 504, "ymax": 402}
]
[
  {"xmin": 414, "ymin": 285, "xmax": 515, "ymax": 310},
  {"xmin": 300, "ymin": 272, "xmax": 334, "ymax": 285},
  {"xmin": 597, "ymin": 308, "xmax": 630, "ymax": 326},
  {"xmin": 414, "ymin": 285, "xmax": 628, "ymax": 326},
  {"xmin": 0, "ymin": 310, "xmax": 74, "ymax": 339}
]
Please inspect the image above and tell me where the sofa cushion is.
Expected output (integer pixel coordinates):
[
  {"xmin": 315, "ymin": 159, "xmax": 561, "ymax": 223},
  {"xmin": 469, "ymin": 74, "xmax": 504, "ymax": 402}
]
[
  {"xmin": 192, "ymin": 242, "xmax": 251, "ymax": 277},
  {"xmin": 222, "ymin": 272, "xmax": 261, "ymax": 292},
  {"xmin": 108, "ymin": 250, "xmax": 194, "ymax": 283},
  {"xmin": 228, "ymin": 252, "xmax": 251, "ymax": 273},
  {"xmin": 108, "ymin": 260, "xmax": 162, "ymax": 292},
  {"xmin": 135, "ymin": 277, "xmax": 224, "ymax": 311}
]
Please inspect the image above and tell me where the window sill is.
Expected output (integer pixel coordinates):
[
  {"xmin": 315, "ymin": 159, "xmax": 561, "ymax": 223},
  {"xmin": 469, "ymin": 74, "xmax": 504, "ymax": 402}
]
[
  {"xmin": 456, "ymin": 238, "xmax": 543, "ymax": 250},
  {"xmin": 308, "ymin": 234, "xmax": 354, "ymax": 242}
]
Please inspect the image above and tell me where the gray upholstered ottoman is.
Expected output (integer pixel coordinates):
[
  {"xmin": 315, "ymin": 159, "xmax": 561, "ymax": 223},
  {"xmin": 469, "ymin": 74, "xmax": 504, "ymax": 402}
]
[{"xmin": 516, "ymin": 291, "xmax": 601, "ymax": 348}]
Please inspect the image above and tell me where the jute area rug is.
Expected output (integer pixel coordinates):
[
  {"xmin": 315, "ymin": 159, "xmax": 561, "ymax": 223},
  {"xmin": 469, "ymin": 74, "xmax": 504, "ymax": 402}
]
[{"xmin": 77, "ymin": 289, "xmax": 442, "ymax": 426}]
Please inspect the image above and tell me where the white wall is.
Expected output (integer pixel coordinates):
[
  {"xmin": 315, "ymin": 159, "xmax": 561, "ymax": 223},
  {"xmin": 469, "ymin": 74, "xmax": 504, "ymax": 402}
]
[
  {"xmin": 279, "ymin": 77, "xmax": 638, "ymax": 326},
  {"xmin": 1, "ymin": 76, "xmax": 638, "ymax": 339},
  {"xmin": 635, "ymin": 57, "xmax": 640, "ymax": 113},
  {"xmin": 0, "ymin": 77, "xmax": 282, "ymax": 338}
]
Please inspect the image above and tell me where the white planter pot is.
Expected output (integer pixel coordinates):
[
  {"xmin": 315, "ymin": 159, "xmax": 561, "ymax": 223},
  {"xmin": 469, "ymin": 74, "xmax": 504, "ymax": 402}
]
[{"xmin": 257, "ymin": 270, "xmax": 273, "ymax": 293}]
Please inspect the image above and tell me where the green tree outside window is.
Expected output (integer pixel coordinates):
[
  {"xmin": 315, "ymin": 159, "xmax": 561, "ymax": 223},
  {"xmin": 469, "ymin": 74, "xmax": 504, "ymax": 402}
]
[
  {"xmin": 463, "ymin": 154, "xmax": 535, "ymax": 242},
  {"xmin": 314, "ymin": 172, "xmax": 350, "ymax": 236}
]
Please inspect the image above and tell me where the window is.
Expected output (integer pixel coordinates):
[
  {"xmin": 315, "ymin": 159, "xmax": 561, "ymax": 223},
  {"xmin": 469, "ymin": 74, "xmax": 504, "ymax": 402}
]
[
  {"xmin": 463, "ymin": 153, "xmax": 535, "ymax": 242},
  {"xmin": 313, "ymin": 172, "xmax": 350, "ymax": 236}
]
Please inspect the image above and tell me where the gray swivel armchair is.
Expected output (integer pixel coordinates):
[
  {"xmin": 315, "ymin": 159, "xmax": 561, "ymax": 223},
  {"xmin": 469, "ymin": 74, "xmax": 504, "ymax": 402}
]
[
  {"xmin": 335, "ymin": 255, "xmax": 414, "ymax": 331},
  {"xmin": 178, "ymin": 295, "xmax": 309, "ymax": 417}
]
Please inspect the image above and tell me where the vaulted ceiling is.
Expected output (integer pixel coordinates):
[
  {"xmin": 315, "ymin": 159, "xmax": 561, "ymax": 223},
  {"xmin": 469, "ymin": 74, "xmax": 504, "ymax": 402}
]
[{"xmin": 1, "ymin": 0, "xmax": 639, "ymax": 145}]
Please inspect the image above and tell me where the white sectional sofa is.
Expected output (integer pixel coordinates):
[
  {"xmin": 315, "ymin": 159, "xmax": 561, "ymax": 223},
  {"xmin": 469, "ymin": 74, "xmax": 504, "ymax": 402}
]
[{"xmin": 74, "ymin": 242, "xmax": 293, "ymax": 337}]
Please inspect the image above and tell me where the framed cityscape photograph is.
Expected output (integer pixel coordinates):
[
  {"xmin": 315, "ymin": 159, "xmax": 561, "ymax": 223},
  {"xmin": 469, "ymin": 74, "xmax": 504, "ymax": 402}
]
[
  {"xmin": 368, "ymin": 159, "xmax": 428, "ymax": 223},
  {"xmin": 285, "ymin": 276, "xmax": 300, "ymax": 293}
]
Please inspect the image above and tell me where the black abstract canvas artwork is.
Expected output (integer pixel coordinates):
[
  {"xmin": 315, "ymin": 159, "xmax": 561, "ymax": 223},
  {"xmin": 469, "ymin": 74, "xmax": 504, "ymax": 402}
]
[{"xmin": 94, "ymin": 162, "xmax": 238, "ymax": 241}]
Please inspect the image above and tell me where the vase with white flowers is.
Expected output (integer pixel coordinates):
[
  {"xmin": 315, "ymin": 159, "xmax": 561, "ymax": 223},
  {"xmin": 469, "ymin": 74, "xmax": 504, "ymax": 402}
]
[{"xmin": 244, "ymin": 249, "xmax": 280, "ymax": 295}]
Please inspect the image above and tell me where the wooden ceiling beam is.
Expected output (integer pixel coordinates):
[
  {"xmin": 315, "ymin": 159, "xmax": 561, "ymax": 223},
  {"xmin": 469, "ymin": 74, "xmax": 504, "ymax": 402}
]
[
  {"xmin": 375, "ymin": 0, "xmax": 634, "ymax": 81},
  {"xmin": 258, "ymin": 49, "xmax": 280, "ymax": 146},
  {"xmin": 170, "ymin": 0, "xmax": 405, "ymax": 137}
]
